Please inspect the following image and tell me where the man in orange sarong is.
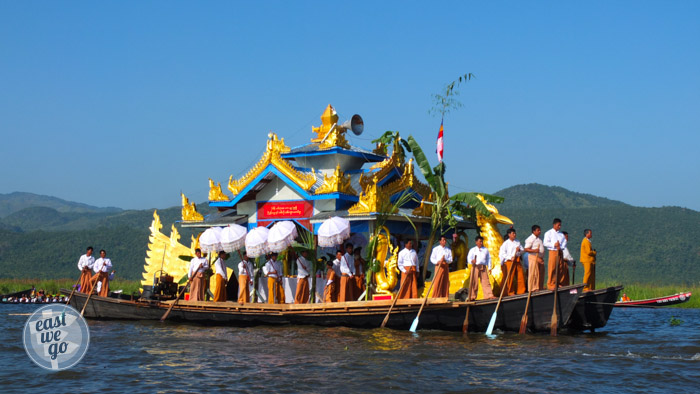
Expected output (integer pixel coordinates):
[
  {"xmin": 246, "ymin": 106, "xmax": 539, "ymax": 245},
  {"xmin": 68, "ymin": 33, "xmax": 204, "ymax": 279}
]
[
  {"xmin": 467, "ymin": 236, "xmax": 495, "ymax": 300},
  {"xmin": 544, "ymin": 218, "xmax": 568, "ymax": 290},
  {"xmin": 294, "ymin": 250, "xmax": 311, "ymax": 304},
  {"xmin": 212, "ymin": 251, "xmax": 228, "ymax": 302},
  {"xmin": 523, "ymin": 225, "xmax": 545, "ymax": 292},
  {"xmin": 338, "ymin": 244, "xmax": 356, "ymax": 302},
  {"xmin": 188, "ymin": 248, "xmax": 209, "ymax": 302},
  {"xmin": 353, "ymin": 248, "xmax": 366, "ymax": 297},
  {"xmin": 237, "ymin": 252, "xmax": 254, "ymax": 303},
  {"xmin": 76, "ymin": 246, "xmax": 95, "ymax": 294},
  {"xmin": 263, "ymin": 253, "xmax": 285, "ymax": 304},
  {"xmin": 430, "ymin": 236, "xmax": 452, "ymax": 298},
  {"xmin": 90, "ymin": 249, "xmax": 114, "ymax": 297},
  {"xmin": 499, "ymin": 228, "xmax": 526, "ymax": 296},
  {"xmin": 397, "ymin": 240, "xmax": 419, "ymax": 299},
  {"xmin": 324, "ymin": 260, "xmax": 338, "ymax": 303},
  {"xmin": 580, "ymin": 229, "xmax": 597, "ymax": 291}
]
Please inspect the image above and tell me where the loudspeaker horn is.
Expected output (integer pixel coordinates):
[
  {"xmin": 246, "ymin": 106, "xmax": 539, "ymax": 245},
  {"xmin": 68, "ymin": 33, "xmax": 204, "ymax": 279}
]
[{"xmin": 341, "ymin": 114, "xmax": 364, "ymax": 136}]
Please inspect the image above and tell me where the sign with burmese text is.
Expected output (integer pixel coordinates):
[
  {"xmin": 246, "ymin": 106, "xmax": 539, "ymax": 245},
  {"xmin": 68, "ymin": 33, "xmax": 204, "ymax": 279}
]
[
  {"xmin": 23, "ymin": 304, "xmax": 90, "ymax": 371},
  {"xmin": 257, "ymin": 201, "xmax": 313, "ymax": 220}
]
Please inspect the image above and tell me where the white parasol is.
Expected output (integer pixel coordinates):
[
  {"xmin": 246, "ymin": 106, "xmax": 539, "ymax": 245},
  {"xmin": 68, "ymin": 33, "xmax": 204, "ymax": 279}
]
[
  {"xmin": 317, "ymin": 216, "xmax": 351, "ymax": 248},
  {"xmin": 199, "ymin": 227, "xmax": 223, "ymax": 253},
  {"xmin": 267, "ymin": 220, "xmax": 298, "ymax": 253},
  {"xmin": 245, "ymin": 226, "xmax": 270, "ymax": 258},
  {"xmin": 220, "ymin": 224, "xmax": 248, "ymax": 252}
]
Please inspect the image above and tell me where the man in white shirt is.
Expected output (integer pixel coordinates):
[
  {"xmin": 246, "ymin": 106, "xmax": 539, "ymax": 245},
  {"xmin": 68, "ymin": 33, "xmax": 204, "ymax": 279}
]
[
  {"xmin": 397, "ymin": 240, "xmax": 419, "ymax": 299},
  {"xmin": 561, "ymin": 232, "xmax": 574, "ymax": 285},
  {"xmin": 263, "ymin": 253, "xmax": 284, "ymax": 304},
  {"xmin": 338, "ymin": 243, "xmax": 356, "ymax": 302},
  {"xmin": 543, "ymin": 218, "xmax": 567, "ymax": 290},
  {"xmin": 237, "ymin": 252, "xmax": 255, "ymax": 304},
  {"xmin": 499, "ymin": 228, "xmax": 525, "ymax": 296},
  {"xmin": 91, "ymin": 249, "xmax": 114, "ymax": 297},
  {"xmin": 295, "ymin": 250, "xmax": 311, "ymax": 304},
  {"xmin": 77, "ymin": 246, "xmax": 95, "ymax": 294},
  {"xmin": 467, "ymin": 236, "xmax": 495, "ymax": 300},
  {"xmin": 188, "ymin": 248, "xmax": 209, "ymax": 302},
  {"xmin": 523, "ymin": 225, "xmax": 545, "ymax": 291},
  {"xmin": 211, "ymin": 251, "xmax": 228, "ymax": 302},
  {"xmin": 429, "ymin": 236, "xmax": 453, "ymax": 298}
]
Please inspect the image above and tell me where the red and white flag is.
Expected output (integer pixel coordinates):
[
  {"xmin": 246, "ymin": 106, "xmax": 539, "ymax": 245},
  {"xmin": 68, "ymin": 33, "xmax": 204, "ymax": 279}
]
[{"xmin": 436, "ymin": 119, "xmax": 444, "ymax": 162}]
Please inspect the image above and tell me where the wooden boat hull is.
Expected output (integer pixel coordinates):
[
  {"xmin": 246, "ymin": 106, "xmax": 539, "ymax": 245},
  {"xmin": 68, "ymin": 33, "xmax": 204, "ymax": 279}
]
[
  {"xmin": 615, "ymin": 292, "xmax": 691, "ymax": 307},
  {"xmin": 63, "ymin": 284, "xmax": 585, "ymax": 333},
  {"xmin": 565, "ymin": 286, "xmax": 623, "ymax": 332}
]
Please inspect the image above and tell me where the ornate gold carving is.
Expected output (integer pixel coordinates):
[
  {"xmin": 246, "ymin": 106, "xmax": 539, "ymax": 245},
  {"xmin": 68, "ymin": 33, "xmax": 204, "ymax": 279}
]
[
  {"xmin": 373, "ymin": 142, "xmax": 387, "ymax": 156},
  {"xmin": 348, "ymin": 179, "xmax": 381, "ymax": 215},
  {"xmin": 208, "ymin": 178, "xmax": 229, "ymax": 201},
  {"xmin": 362, "ymin": 134, "xmax": 406, "ymax": 190},
  {"xmin": 311, "ymin": 104, "xmax": 350, "ymax": 150},
  {"xmin": 315, "ymin": 164, "xmax": 357, "ymax": 195},
  {"xmin": 372, "ymin": 226, "xmax": 400, "ymax": 295},
  {"xmin": 381, "ymin": 159, "xmax": 432, "ymax": 199},
  {"xmin": 181, "ymin": 193, "xmax": 204, "ymax": 222},
  {"xmin": 411, "ymin": 192, "xmax": 435, "ymax": 217},
  {"xmin": 227, "ymin": 133, "xmax": 316, "ymax": 195}
]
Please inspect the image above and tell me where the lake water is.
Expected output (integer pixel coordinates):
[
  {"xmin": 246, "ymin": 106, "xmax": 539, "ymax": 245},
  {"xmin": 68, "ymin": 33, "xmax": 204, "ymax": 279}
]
[{"xmin": 1, "ymin": 304, "xmax": 698, "ymax": 393}]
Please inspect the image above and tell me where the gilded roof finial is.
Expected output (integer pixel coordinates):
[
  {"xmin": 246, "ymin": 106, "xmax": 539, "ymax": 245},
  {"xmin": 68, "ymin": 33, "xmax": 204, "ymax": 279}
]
[{"xmin": 311, "ymin": 104, "xmax": 350, "ymax": 150}]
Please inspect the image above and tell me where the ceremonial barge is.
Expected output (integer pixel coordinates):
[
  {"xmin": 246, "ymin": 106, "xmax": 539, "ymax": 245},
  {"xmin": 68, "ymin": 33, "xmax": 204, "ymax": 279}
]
[{"xmin": 64, "ymin": 104, "xmax": 621, "ymax": 333}]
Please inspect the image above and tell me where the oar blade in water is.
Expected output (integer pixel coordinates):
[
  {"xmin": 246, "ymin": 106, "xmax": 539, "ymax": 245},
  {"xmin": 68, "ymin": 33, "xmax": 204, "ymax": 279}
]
[
  {"xmin": 409, "ymin": 317, "xmax": 419, "ymax": 333},
  {"xmin": 485, "ymin": 312, "xmax": 497, "ymax": 336}
]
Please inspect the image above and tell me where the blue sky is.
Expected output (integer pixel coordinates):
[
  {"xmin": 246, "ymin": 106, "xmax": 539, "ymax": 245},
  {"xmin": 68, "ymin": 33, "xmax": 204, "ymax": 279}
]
[{"xmin": 1, "ymin": 1, "xmax": 698, "ymax": 210}]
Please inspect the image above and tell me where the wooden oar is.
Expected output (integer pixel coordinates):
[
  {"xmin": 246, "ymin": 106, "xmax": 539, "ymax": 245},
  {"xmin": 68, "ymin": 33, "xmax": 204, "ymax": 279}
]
[
  {"xmin": 550, "ymin": 251, "xmax": 561, "ymax": 336},
  {"xmin": 80, "ymin": 276, "xmax": 99, "ymax": 316},
  {"xmin": 65, "ymin": 275, "xmax": 83, "ymax": 306},
  {"xmin": 160, "ymin": 277, "xmax": 193, "ymax": 322},
  {"xmin": 380, "ymin": 290, "xmax": 400, "ymax": 328},
  {"xmin": 409, "ymin": 267, "xmax": 438, "ymax": 332},
  {"xmin": 462, "ymin": 263, "xmax": 479, "ymax": 334},
  {"xmin": 518, "ymin": 284, "xmax": 533, "ymax": 334},
  {"xmin": 485, "ymin": 258, "xmax": 517, "ymax": 336}
]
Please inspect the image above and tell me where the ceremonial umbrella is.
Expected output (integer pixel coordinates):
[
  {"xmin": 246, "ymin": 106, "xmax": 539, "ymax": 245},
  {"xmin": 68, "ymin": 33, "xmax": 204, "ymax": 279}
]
[
  {"xmin": 267, "ymin": 220, "xmax": 298, "ymax": 253},
  {"xmin": 199, "ymin": 227, "xmax": 223, "ymax": 253},
  {"xmin": 348, "ymin": 232, "xmax": 368, "ymax": 249},
  {"xmin": 245, "ymin": 226, "xmax": 270, "ymax": 258},
  {"xmin": 220, "ymin": 224, "xmax": 248, "ymax": 252},
  {"xmin": 317, "ymin": 216, "xmax": 351, "ymax": 248}
]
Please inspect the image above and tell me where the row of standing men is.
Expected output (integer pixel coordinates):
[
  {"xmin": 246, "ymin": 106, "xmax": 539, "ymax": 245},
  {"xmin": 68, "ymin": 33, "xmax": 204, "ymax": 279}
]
[{"xmin": 76, "ymin": 247, "xmax": 115, "ymax": 297}]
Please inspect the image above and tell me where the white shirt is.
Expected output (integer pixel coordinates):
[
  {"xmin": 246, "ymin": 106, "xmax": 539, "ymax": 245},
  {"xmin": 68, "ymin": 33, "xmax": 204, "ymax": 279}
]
[
  {"xmin": 332, "ymin": 259, "xmax": 342, "ymax": 276},
  {"xmin": 213, "ymin": 257, "xmax": 227, "ymax": 279},
  {"xmin": 296, "ymin": 256, "xmax": 310, "ymax": 278},
  {"xmin": 499, "ymin": 239, "xmax": 522, "ymax": 264},
  {"xmin": 467, "ymin": 246, "xmax": 491, "ymax": 269},
  {"xmin": 93, "ymin": 257, "xmax": 112, "ymax": 273},
  {"xmin": 238, "ymin": 259, "xmax": 254, "ymax": 278},
  {"xmin": 543, "ymin": 228, "xmax": 567, "ymax": 251},
  {"xmin": 524, "ymin": 234, "xmax": 545, "ymax": 258},
  {"xmin": 263, "ymin": 259, "xmax": 283, "ymax": 278},
  {"xmin": 430, "ymin": 245, "xmax": 453, "ymax": 265},
  {"xmin": 397, "ymin": 248, "xmax": 419, "ymax": 273},
  {"xmin": 188, "ymin": 257, "xmax": 209, "ymax": 278},
  {"xmin": 77, "ymin": 254, "xmax": 95, "ymax": 271},
  {"xmin": 340, "ymin": 253, "xmax": 355, "ymax": 276},
  {"xmin": 563, "ymin": 247, "xmax": 575, "ymax": 266}
]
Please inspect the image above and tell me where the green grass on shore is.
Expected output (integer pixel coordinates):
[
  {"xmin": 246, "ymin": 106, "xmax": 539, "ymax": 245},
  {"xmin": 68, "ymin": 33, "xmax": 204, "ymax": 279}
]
[
  {"xmin": 599, "ymin": 282, "xmax": 699, "ymax": 309},
  {"xmin": 0, "ymin": 278, "xmax": 142, "ymax": 297}
]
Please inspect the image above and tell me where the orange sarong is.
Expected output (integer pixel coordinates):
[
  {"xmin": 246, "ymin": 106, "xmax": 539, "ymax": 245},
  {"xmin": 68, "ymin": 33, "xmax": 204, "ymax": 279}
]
[
  {"xmin": 339, "ymin": 275, "xmax": 355, "ymax": 302},
  {"xmin": 503, "ymin": 259, "xmax": 526, "ymax": 296},
  {"xmin": 431, "ymin": 262, "xmax": 450, "ymax": 298},
  {"xmin": 267, "ymin": 277, "xmax": 284, "ymax": 304},
  {"xmin": 189, "ymin": 273, "xmax": 205, "ymax": 301},
  {"xmin": 397, "ymin": 267, "xmax": 418, "ymax": 299},
  {"xmin": 237, "ymin": 274, "xmax": 250, "ymax": 303},
  {"xmin": 213, "ymin": 274, "xmax": 227, "ymax": 302},
  {"xmin": 78, "ymin": 268, "xmax": 92, "ymax": 294},
  {"xmin": 295, "ymin": 277, "xmax": 309, "ymax": 304}
]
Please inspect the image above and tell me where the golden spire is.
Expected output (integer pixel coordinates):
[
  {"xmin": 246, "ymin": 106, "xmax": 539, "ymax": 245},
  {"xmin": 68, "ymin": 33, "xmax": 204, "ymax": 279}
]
[{"xmin": 311, "ymin": 104, "xmax": 350, "ymax": 150}]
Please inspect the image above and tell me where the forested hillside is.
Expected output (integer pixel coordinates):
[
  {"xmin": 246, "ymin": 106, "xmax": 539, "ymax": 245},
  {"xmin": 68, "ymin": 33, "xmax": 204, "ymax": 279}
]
[{"xmin": 0, "ymin": 186, "xmax": 698, "ymax": 285}]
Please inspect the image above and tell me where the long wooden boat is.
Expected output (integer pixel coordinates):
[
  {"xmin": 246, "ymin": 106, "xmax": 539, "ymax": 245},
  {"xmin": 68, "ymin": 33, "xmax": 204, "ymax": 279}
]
[
  {"xmin": 565, "ymin": 286, "xmax": 622, "ymax": 332},
  {"xmin": 615, "ymin": 292, "xmax": 691, "ymax": 307},
  {"xmin": 62, "ymin": 284, "xmax": 585, "ymax": 333}
]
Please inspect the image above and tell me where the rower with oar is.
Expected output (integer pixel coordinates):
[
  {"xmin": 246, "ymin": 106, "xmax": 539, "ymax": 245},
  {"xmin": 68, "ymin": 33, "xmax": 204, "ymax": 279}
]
[
  {"xmin": 188, "ymin": 248, "xmax": 209, "ymax": 302},
  {"xmin": 499, "ymin": 228, "xmax": 526, "ymax": 296},
  {"xmin": 76, "ymin": 246, "xmax": 95, "ymax": 294}
]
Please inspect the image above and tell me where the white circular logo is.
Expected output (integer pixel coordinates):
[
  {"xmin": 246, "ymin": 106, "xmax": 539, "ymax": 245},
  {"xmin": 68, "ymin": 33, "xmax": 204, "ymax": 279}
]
[{"xmin": 23, "ymin": 304, "xmax": 90, "ymax": 371}]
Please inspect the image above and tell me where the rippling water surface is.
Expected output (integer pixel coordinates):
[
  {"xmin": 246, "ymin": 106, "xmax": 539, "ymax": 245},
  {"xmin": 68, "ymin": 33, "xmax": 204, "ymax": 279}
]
[{"xmin": 1, "ymin": 305, "xmax": 698, "ymax": 393}]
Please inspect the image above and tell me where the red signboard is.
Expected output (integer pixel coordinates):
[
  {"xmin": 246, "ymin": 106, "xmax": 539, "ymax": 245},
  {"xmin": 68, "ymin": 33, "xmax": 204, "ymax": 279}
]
[{"xmin": 257, "ymin": 201, "xmax": 313, "ymax": 220}]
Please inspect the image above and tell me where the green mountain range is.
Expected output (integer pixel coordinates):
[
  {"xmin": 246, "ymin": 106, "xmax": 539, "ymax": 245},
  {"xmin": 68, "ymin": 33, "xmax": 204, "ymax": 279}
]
[{"xmin": 0, "ymin": 184, "xmax": 698, "ymax": 285}]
